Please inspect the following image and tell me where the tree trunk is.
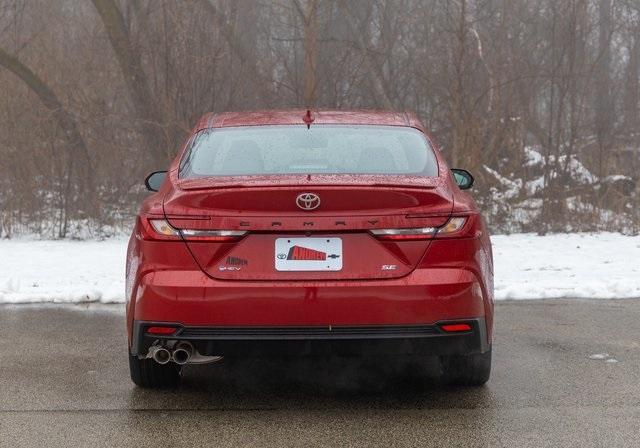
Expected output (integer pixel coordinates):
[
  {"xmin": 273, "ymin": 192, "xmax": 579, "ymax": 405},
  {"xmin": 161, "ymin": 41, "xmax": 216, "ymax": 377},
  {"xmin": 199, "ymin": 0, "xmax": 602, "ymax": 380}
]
[
  {"xmin": 301, "ymin": 0, "xmax": 318, "ymax": 108},
  {"xmin": 198, "ymin": 0, "xmax": 273, "ymax": 106},
  {"xmin": 338, "ymin": 1, "xmax": 394, "ymax": 109},
  {"xmin": 624, "ymin": 33, "xmax": 640, "ymax": 132},
  {"xmin": 92, "ymin": 0, "xmax": 167, "ymax": 164},
  {"xmin": 594, "ymin": 0, "xmax": 613, "ymax": 177},
  {"xmin": 0, "ymin": 47, "xmax": 96, "ymax": 217}
]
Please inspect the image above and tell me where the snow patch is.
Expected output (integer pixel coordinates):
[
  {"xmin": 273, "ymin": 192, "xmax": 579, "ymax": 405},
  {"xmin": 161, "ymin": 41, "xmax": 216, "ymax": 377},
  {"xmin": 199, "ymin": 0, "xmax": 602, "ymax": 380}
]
[
  {"xmin": 0, "ymin": 239, "xmax": 126, "ymax": 304},
  {"xmin": 0, "ymin": 233, "xmax": 639, "ymax": 304},
  {"xmin": 588, "ymin": 353, "xmax": 619, "ymax": 363},
  {"xmin": 493, "ymin": 233, "xmax": 640, "ymax": 300},
  {"xmin": 483, "ymin": 165, "xmax": 522, "ymax": 199}
]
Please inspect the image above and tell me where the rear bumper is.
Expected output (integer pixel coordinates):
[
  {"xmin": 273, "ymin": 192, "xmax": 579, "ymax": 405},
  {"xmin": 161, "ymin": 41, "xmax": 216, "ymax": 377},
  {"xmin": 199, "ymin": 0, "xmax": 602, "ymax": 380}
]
[
  {"xmin": 132, "ymin": 267, "xmax": 487, "ymax": 326},
  {"xmin": 131, "ymin": 318, "xmax": 489, "ymax": 357},
  {"xmin": 128, "ymin": 264, "xmax": 492, "ymax": 356}
]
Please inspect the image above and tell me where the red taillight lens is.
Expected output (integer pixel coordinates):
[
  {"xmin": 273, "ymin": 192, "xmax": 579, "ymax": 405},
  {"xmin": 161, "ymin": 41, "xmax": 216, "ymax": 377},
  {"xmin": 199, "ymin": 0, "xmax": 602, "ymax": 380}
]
[
  {"xmin": 139, "ymin": 218, "xmax": 247, "ymax": 242},
  {"xmin": 440, "ymin": 323, "xmax": 472, "ymax": 333},
  {"xmin": 370, "ymin": 227, "xmax": 438, "ymax": 241},
  {"xmin": 369, "ymin": 217, "xmax": 468, "ymax": 241},
  {"xmin": 146, "ymin": 326, "xmax": 177, "ymax": 335},
  {"xmin": 179, "ymin": 229, "xmax": 247, "ymax": 242}
]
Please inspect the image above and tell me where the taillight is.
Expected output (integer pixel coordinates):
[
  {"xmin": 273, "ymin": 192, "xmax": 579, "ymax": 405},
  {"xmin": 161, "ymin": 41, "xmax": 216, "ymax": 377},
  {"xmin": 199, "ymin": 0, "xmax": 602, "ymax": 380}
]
[
  {"xmin": 149, "ymin": 219, "xmax": 180, "ymax": 238},
  {"xmin": 369, "ymin": 217, "xmax": 468, "ymax": 241},
  {"xmin": 139, "ymin": 218, "xmax": 181, "ymax": 240},
  {"xmin": 179, "ymin": 229, "xmax": 247, "ymax": 242},
  {"xmin": 437, "ymin": 217, "xmax": 467, "ymax": 236},
  {"xmin": 370, "ymin": 227, "xmax": 438, "ymax": 241},
  {"xmin": 140, "ymin": 218, "xmax": 247, "ymax": 242}
]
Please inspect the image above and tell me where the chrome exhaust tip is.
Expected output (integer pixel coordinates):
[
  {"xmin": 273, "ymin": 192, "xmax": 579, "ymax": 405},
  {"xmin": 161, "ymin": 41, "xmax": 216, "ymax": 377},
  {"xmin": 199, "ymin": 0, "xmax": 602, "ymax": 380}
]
[
  {"xmin": 172, "ymin": 341, "xmax": 193, "ymax": 365},
  {"xmin": 172, "ymin": 348, "xmax": 190, "ymax": 365},
  {"xmin": 150, "ymin": 346, "xmax": 171, "ymax": 365}
]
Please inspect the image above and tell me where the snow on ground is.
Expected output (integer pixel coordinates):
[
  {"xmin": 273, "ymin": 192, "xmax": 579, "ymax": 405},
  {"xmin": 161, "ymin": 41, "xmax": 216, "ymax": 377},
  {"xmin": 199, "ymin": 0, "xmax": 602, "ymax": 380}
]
[
  {"xmin": 0, "ymin": 239, "xmax": 127, "ymax": 304},
  {"xmin": 0, "ymin": 233, "xmax": 639, "ymax": 304},
  {"xmin": 492, "ymin": 233, "xmax": 640, "ymax": 300}
]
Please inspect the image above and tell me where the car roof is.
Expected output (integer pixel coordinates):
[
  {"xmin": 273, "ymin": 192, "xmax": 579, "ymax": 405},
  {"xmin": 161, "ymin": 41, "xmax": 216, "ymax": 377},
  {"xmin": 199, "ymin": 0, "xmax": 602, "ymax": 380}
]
[{"xmin": 194, "ymin": 109, "xmax": 425, "ymax": 131}]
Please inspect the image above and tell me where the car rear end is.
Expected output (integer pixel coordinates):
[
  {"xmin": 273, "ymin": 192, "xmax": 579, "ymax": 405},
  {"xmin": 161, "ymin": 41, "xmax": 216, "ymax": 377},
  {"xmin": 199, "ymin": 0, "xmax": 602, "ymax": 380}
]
[{"xmin": 126, "ymin": 112, "xmax": 494, "ymax": 387}]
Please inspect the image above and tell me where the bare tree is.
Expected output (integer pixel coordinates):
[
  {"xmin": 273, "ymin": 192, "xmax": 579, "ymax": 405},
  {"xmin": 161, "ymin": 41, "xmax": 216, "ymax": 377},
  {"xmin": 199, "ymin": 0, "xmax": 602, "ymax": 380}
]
[{"xmin": 0, "ymin": 0, "xmax": 637, "ymax": 237}]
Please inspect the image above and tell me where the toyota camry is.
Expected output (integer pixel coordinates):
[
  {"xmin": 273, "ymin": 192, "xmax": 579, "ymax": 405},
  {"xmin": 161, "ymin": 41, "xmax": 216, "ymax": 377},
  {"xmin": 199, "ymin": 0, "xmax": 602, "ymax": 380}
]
[{"xmin": 126, "ymin": 110, "xmax": 494, "ymax": 388}]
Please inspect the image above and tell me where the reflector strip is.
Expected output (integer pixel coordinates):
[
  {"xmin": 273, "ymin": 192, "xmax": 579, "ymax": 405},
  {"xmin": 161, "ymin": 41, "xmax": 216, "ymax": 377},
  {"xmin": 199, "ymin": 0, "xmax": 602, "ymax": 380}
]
[
  {"xmin": 146, "ymin": 326, "xmax": 177, "ymax": 335},
  {"xmin": 440, "ymin": 323, "xmax": 472, "ymax": 333}
]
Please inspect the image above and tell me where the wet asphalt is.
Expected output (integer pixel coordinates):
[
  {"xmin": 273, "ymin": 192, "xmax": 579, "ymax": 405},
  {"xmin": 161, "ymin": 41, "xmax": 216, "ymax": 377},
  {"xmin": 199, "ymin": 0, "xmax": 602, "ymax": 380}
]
[{"xmin": 1, "ymin": 299, "xmax": 639, "ymax": 447}]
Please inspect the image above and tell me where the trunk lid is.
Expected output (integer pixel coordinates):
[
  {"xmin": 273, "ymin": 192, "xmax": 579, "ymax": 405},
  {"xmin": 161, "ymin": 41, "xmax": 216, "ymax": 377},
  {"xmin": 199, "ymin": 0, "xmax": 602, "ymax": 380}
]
[{"xmin": 164, "ymin": 175, "xmax": 453, "ymax": 280}]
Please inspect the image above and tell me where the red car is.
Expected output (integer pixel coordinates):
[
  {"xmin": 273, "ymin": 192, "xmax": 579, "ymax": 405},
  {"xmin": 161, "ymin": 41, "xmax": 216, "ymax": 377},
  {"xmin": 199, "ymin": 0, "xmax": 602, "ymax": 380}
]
[{"xmin": 126, "ymin": 110, "xmax": 494, "ymax": 388}]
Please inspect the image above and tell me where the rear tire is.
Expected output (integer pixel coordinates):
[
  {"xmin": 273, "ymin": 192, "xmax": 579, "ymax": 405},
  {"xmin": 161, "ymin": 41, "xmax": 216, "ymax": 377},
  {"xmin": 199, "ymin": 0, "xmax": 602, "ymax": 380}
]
[
  {"xmin": 129, "ymin": 352, "xmax": 182, "ymax": 389},
  {"xmin": 440, "ymin": 348, "xmax": 491, "ymax": 386}
]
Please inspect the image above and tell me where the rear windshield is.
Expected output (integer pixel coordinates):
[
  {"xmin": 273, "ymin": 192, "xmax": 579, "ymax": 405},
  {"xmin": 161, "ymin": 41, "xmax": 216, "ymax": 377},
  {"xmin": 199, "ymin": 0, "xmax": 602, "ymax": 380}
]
[{"xmin": 179, "ymin": 125, "xmax": 438, "ymax": 178}]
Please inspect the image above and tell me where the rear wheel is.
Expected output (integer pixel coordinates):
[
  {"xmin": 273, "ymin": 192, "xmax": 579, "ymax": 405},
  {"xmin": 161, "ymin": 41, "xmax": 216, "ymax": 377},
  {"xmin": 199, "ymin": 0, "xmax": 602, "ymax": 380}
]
[
  {"xmin": 440, "ymin": 348, "xmax": 491, "ymax": 386},
  {"xmin": 129, "ymin": 353, "xmax": 182, "ymax": 389}
]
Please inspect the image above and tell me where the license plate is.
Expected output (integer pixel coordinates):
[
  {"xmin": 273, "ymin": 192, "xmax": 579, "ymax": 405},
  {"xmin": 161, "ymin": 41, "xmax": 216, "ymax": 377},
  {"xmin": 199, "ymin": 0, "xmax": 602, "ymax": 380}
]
[{"xmin": 275, "ymin": 237, "xmax": 342, "ymax": 271}]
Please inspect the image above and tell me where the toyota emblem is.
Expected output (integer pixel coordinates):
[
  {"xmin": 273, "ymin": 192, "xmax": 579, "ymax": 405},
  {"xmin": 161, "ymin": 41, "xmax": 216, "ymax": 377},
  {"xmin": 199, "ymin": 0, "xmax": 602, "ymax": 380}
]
[{"xmin": 296, "ymin": 192, "xmax": 321, "ymax": 211}]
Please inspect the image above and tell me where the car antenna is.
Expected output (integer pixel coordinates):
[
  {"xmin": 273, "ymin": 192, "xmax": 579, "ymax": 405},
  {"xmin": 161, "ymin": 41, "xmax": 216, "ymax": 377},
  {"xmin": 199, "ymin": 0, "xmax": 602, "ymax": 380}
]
[{"xmin": 302, "ymin": 109, "xmax": 314, "ymax": 129}]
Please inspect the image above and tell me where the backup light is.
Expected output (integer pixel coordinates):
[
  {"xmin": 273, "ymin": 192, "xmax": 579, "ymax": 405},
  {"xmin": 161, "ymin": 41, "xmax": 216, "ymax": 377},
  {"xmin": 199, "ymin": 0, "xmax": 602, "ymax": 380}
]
[
  {"xmin": 438, "ymin": 217, "xmax": 467, "ymax": 234},
  {"xmin": 149, "ymin": 219, "xmax": 180, "ymax": 237}
]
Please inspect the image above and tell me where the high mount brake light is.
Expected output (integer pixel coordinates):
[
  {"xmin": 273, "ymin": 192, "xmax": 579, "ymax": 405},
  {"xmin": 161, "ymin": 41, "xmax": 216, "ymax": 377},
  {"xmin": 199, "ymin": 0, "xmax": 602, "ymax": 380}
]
[
  {"xmin": 369, "ymin": 217, "xmax": 468, "ymax": 241},
  {"xmin": 143, "ymin": 218, "xmax": 247, "ymax": 242}
]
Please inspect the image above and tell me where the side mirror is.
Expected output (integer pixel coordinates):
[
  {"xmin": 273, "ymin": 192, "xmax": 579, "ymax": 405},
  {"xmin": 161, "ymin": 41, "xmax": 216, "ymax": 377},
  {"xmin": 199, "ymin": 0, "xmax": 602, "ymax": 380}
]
[
  {"xmin": 451, "ymin": 168, "xmax": 474, "ymax": 190},
  {"xmin": 144, "ymin": 171, "xmax": 167, "ymax": 192}
]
